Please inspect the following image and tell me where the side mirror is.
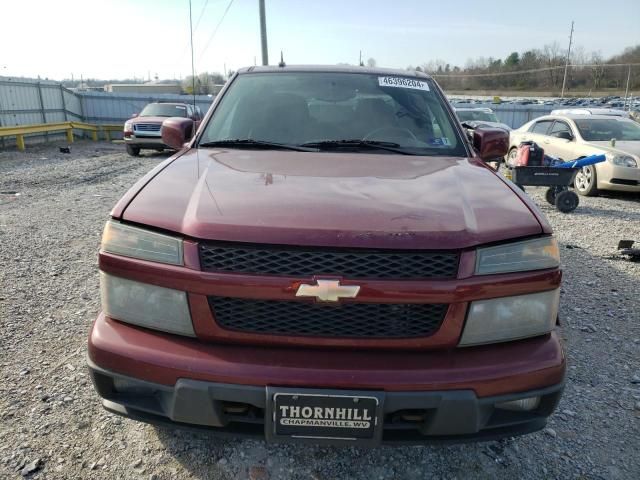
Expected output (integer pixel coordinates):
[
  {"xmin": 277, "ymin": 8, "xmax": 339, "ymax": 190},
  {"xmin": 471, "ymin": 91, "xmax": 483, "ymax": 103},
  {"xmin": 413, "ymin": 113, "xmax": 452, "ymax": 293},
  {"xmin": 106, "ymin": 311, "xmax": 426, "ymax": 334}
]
[
  {"xmin": 130, "ymin": 113, "xmax": 138, "ymax": 118},
  {"xmin": 553, "ymin": 131, "xmax": 573, "ymax": 141},
  {"xmin": 472, "ymin": 127, "xmax": 509, "ymax": 162},
  {"xmin": 161, "ymin": 117, "xmax": 194, "ymax": 150}
]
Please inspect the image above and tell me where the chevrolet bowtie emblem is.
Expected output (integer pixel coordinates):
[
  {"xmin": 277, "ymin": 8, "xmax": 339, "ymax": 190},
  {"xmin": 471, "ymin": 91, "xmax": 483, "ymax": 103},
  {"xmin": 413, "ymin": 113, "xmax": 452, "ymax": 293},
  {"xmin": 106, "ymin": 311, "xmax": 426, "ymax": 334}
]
[{"xmin": 295, "ymin": 280, "xmax": 360, "ymax": 302}]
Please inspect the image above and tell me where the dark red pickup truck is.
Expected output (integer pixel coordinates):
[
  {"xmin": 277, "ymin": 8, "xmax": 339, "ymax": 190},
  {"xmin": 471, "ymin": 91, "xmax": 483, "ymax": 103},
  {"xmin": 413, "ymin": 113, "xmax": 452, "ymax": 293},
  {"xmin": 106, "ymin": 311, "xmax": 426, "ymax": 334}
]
[{"xmin": 89, "ymin": 66, "xmax": 564, "ymax": 446}]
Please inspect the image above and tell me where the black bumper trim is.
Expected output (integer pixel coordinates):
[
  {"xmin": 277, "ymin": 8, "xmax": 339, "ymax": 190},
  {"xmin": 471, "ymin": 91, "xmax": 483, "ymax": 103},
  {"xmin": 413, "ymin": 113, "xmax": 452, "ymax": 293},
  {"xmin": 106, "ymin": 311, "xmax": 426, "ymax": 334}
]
[{"xmin": 88, "ymin": 358, "xmax": 563, "ymax": 445}]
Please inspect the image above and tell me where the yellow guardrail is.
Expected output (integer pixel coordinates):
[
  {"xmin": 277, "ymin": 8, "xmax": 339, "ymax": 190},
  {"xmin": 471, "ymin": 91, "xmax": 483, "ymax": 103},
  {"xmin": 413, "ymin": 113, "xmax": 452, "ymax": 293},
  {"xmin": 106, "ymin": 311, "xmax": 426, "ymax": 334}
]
[{"xmin": 0, "ymin": 121, "xmax": 124, "ymax": 151}]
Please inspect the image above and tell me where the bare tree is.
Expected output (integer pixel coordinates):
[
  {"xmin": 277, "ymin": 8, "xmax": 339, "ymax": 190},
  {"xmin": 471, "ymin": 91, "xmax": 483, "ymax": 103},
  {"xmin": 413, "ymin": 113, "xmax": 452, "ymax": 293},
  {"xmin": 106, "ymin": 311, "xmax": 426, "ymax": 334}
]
[
  {"xmin": 589, "ymin": 52, "xmax": 606, "ymax": 90},
  {"xmin": 416, "ymin": 43, "xmax": 639, "ymax": 92},
  {"xmin": 542, "ymin": 42, "xmax": 565, "ymax": 88}
]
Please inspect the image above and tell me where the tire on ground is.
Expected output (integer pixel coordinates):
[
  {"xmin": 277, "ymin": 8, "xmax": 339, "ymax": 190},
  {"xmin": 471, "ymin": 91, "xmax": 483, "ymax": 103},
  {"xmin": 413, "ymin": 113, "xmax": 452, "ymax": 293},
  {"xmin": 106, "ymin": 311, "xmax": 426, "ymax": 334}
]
[
  {"xmin": 126, "ymin": 144, "xmax": 141, "ymax": 157},
  {"xmin": 574, "ymin": 165, "xmax": 598, "ymax": 196}
]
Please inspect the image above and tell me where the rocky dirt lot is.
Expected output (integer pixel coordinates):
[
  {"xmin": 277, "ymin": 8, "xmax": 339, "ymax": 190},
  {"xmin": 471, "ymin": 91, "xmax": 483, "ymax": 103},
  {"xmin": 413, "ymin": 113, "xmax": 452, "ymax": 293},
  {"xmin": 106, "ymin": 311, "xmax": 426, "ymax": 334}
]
[{"xmin": 0, "ymin": 141, "xmax": 639, "ymax": 479}]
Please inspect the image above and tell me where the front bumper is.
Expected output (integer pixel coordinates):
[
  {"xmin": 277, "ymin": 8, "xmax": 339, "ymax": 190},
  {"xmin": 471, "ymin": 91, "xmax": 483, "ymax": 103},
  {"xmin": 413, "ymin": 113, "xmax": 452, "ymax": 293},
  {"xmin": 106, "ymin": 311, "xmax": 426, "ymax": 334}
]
[
  {"xmin": 597, "ymin": 162, "xmax": 640, "ymax": 192},
  {"xmin": 88, "ymin": 314, "xmax": 565, "ymax": 444},
  {"xmin": 124, "ymin": 135, "xmax": 168, "ymax": 149},
  {"xmin": 89, "ymin": 358, "xmax": 563, "ymax": 445}
]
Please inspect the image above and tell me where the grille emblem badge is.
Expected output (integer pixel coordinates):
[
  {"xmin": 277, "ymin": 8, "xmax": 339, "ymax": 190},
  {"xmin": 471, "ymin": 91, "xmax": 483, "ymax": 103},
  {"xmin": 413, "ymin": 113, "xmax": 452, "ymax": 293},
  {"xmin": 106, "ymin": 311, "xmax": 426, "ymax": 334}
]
[{"xmin": 295, "ymin": 280, "xmax": 360, "ymax": 302}]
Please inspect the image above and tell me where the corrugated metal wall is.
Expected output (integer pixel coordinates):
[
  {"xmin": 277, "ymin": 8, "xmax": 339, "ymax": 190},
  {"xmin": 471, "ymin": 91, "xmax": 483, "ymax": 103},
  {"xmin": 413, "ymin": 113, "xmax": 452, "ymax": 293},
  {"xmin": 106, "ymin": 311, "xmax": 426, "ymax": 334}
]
[
  {"xmin": 0, "ymin": 76, "xmax": 214, "ymax": 146},
  {"xmin": 1, "ymin": 76, "xmax": 556, "ymax": 147},
  {"xmin": 0, "ymin": 76, "xmax": 213, "ymax": 126},
  {"xmin": 79, "ymin": 91, "xmax": 213, "ymax": 124}
]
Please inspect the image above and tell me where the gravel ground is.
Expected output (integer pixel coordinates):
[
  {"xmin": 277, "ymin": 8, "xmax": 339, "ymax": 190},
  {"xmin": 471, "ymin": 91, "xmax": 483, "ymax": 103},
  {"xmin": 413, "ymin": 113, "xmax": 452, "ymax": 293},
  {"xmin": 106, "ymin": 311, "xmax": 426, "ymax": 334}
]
[{"xmin": 1, "ymin": 142, "xmax": 639, "ymax": 480}]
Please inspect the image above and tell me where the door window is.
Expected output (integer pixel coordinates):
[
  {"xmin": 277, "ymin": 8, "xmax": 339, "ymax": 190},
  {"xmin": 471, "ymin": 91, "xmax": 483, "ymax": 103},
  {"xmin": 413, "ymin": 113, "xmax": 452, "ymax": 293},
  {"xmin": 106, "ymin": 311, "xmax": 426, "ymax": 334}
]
[
  {"xmin": 549, "ymin": 121, "xmax": 573, "ymax": 137},
  {"xmin": 529, "ymin": 120, "xmax": 553, "ymax": 135}
]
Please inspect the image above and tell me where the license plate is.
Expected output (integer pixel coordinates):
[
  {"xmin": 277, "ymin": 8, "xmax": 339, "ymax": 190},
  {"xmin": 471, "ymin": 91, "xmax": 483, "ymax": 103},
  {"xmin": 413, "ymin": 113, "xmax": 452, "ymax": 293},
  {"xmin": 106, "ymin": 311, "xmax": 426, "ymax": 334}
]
[{"xmin": 266, "ymin": 387, "xmax": 384, "ymax": 444}]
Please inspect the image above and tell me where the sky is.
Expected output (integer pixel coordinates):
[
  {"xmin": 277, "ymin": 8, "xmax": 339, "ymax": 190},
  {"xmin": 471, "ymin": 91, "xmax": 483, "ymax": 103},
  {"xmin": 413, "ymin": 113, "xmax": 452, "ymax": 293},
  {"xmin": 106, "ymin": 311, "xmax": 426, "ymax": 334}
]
[{"xmin": 1, "ymin": 0, "xmax": 638, "ymax": 81}]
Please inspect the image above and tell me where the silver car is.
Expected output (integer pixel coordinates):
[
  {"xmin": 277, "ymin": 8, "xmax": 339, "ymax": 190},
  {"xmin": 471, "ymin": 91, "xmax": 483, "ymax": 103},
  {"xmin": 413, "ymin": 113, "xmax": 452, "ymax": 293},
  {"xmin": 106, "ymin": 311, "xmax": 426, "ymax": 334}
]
[{"xmin": 508, "ymin": 114, "xmax": 640, "ymax": 195}]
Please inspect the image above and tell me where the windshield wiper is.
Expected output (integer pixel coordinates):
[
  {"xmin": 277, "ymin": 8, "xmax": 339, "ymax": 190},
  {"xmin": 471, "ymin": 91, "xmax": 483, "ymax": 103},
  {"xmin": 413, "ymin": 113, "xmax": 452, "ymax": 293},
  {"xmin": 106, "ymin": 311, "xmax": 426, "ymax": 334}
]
[
  {"xmin": 300, "ymin": 139, "xmax": 416, "ymax": 155},
  {"xmin": 199, "ymin": 139, "xmax": 317, "ymax": 152}
]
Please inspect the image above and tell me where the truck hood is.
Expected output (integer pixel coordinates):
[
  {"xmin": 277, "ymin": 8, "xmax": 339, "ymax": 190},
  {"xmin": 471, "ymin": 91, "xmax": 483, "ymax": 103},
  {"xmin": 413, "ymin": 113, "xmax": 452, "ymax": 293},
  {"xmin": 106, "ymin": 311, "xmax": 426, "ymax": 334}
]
[
  {"xmin": 130, "ymin": 116, "xmax": 171, "ymax": 124},
  {"xmin": 121, "ymin": 149, "xmax": 544, "ymax": 249}
]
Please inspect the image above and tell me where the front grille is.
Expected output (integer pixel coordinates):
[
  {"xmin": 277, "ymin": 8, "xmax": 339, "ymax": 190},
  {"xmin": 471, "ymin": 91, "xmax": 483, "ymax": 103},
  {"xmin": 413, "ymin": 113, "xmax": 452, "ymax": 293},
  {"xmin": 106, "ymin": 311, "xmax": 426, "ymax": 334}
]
[
  {"xmin": 199, "ymin": 243, "xmax": 458, "ymax": 279},
  {"xmin": 208, "ymin": 296, "xmax": 448, "ymax": 338},
  {"xmin": 134, "ymin": 123, "xmax": 161, "ymax": 132}
]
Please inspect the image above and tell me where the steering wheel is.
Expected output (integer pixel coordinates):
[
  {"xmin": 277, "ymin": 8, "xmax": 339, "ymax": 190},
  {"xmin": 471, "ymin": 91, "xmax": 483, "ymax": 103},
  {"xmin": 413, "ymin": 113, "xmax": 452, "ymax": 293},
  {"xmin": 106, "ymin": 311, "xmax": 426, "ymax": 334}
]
[{"xmin": 363, "ymin": 126, "xmax": 418, "ymax": 142}]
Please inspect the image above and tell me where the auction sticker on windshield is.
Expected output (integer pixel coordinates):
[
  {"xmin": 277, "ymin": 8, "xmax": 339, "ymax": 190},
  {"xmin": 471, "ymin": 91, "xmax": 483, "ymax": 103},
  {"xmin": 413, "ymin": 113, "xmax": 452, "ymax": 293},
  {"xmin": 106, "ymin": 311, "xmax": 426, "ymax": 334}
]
[{"xmin": 378, "ymin": 76, "xmax": 430, "ymax": 91}]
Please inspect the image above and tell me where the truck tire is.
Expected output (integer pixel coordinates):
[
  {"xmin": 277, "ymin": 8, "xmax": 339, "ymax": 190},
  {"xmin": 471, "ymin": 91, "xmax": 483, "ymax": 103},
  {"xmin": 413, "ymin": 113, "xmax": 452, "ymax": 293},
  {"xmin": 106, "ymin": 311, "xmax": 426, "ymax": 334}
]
[{"xmin": 126, "ymin": 144, "xmax": 141, "ymax": 157}]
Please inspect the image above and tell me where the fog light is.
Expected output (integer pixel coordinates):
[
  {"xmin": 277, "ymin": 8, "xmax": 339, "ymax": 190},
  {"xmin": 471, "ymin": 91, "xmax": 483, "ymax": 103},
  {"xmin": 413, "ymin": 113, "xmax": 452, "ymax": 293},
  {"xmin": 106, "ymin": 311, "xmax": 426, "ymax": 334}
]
[{"xmin": 495, "ymin": 396, "xmax": 540, "ymax": 412}]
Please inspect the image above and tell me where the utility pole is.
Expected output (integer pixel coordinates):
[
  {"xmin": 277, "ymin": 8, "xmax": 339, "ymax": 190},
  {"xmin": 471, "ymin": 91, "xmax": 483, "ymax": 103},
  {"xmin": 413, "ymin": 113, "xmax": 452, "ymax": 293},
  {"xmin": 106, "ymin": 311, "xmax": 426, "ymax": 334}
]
[
  {"xmin": 189, "ymin": 0, "xmax": 196, "ymax": 110},
  {"xmin": 259, "ymin": 0, "xmax": 268, "ymax": 65},
  {"xmin": 624, "ymin": 65, "xmax": 631, "ymax": 111},
  {"xmin": 560, "ymin": 21, "xmax": 574, "ymax": 98}
]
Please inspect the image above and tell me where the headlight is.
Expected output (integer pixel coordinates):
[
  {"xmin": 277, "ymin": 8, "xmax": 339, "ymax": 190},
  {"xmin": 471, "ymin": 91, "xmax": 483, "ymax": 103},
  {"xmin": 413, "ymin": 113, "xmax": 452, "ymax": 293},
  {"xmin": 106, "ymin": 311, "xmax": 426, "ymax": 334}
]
[
  {"xmin": 124, "ymin": 121, "xmax": 133, "ymax": 132},
  {"xmin": 606, "ymin": 153, "xmax": 637, "ymax": 168},
  {"xmin": 476, "ymin": 237, "xmax": 559, "ymax": 275},
  {"xmin": 100, "ymin": 272, "xmax": 194, "ymax": 336},
  {"xmin": 101, "ymin": 220, "xmax": 183, "ymax": 265},
  {"xmin": 459, "ymin": 289, "xmax": 560, "ymax": 346}
]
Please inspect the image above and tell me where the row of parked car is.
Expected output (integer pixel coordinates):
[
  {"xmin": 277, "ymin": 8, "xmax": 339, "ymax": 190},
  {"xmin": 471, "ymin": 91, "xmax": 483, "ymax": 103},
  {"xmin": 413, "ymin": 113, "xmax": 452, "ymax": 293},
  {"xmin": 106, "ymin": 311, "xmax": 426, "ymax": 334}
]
[{"xmin": 452, "ymin": 95, "xmax": 640, "ymax": 110}]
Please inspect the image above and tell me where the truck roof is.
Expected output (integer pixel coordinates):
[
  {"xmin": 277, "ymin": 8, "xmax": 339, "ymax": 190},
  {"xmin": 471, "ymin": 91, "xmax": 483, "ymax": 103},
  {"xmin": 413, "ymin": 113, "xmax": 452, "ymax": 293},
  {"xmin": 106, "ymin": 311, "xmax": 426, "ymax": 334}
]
[{"xmin": 236, "ymin": 64, "xmax": 432, "ymax": 79}]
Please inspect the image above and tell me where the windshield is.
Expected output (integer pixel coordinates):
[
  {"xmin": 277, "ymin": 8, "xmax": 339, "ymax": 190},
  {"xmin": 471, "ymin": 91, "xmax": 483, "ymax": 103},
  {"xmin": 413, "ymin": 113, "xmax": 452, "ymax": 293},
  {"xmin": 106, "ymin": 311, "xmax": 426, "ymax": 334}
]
[
  {"xmin": 139, "ymin": 103, "xmax": 188, "ymax": 117},
  {"xmin": 456, "ymin": 110, "xmax": 500, "ymax": 123},
  {"xmin": 199, "ymin": 72, "xmax": 467, "ymax": 156},
  {"xmin": 574, "ymin": 118, "xmax": 640, "ymax": 141}
]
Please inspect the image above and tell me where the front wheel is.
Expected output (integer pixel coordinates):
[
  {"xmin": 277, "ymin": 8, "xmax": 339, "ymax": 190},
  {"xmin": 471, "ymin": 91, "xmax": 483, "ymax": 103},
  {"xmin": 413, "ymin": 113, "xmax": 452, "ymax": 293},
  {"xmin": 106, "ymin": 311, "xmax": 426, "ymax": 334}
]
[
  {"xmin": 574, "ymin": 165, "xmax": 598, "ymax": 196},
  {"xmin": 126, "ymin": 144, "xmax": 141, "ymax": 157}
]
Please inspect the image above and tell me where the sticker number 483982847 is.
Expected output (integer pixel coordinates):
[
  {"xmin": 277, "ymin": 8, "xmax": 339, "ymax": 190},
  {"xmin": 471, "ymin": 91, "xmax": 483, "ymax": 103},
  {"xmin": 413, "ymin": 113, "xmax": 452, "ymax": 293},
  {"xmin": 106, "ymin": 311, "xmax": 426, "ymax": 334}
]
[{"xmin": 378, "ymin": 76, "xmax": 430, "ymax": 91}]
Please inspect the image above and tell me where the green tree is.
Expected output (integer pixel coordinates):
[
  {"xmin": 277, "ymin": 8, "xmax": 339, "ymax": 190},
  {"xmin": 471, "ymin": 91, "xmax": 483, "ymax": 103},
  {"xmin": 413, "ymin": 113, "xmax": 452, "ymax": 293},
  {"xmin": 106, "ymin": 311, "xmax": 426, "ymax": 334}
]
[{"xmin": 504, "ymin": 52, "xmax": 520, "ymax": 67}]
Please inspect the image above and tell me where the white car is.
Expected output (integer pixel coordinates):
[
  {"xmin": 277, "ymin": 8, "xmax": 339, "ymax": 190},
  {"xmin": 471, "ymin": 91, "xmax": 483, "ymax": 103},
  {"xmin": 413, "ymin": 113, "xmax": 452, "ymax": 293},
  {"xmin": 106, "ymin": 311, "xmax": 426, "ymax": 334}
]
[
  {"xmin": 507, "ymin": 114, "xmax": 640, "ymax": 195},
  {"xmin": 550, "ymin": 108, "xmax": 631, "ymax": 118}
]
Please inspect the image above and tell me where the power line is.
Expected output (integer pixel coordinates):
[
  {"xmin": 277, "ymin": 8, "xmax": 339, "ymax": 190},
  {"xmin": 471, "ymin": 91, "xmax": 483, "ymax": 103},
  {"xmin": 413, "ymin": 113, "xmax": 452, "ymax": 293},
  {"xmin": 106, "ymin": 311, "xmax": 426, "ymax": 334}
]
[
  {"xmin": 433, "ymin": 66, "xmax": 565, "ymax": 78},
  {"xmin": 431, "ymin": 63, "xmax": 640, "ymax": 78},
  {"xmin": 193, "ymin": 0, "xmax": 211, "ymax": 32},
  {"xmin": 179, "ymin": 0, "xmax": 212, "ymax": 66},
  {"xmin": 197, "ymin": 0, "xmax": 235, "ymax": 63}
]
